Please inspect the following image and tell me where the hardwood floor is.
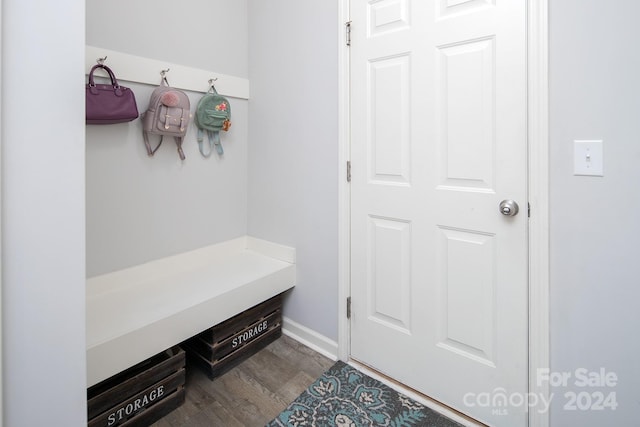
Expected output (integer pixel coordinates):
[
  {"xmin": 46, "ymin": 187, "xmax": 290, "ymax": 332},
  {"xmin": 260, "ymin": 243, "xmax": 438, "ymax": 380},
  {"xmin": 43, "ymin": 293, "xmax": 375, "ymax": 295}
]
[{"xmin": 150, "ymin": 335, "xmax": 335, "ymax": 427}]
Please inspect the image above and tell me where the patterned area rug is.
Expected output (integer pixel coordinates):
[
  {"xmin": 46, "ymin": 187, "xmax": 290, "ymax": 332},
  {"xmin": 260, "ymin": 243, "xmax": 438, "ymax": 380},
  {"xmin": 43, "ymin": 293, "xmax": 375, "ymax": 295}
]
[{"xmin": 267, "ymin": 361, "xmax": 463, "ymax": 427}]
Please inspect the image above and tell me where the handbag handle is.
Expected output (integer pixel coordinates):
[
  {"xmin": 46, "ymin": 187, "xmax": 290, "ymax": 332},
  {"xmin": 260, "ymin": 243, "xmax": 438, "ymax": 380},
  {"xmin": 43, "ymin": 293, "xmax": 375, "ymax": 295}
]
[
  {"xmin": 88, "ymin": 64, "xmax": 126, "ymax": 96},
  {"xmin": 88, "ymin": 64, "xmax": 120, "ymax": 89}
]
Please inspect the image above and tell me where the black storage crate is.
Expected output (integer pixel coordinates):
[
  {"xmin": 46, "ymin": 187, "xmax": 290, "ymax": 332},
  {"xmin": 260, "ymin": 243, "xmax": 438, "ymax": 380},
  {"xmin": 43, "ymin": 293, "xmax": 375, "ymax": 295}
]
[
  {"xmin": 182, "ymin": 293, "xmax": 283, "ymax": 380},
  {"xmin": 87, "ymin": 346, "xmax": 185, "ymax": 427}
]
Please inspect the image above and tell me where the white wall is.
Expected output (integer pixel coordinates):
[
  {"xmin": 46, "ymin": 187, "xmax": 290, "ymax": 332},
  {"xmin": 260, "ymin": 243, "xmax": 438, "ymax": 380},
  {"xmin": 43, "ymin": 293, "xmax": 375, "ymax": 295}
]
[
  {"xmin": 86, "ymin": 0, "xmax": 249, "ymax": 276},
  {"xmin": 549, "ymin": 0, "xmax": 640, "ymax": 424},
  {"xmin": 1, "ymin": 0, "xmax": 87, "ymax": 425},
  {"xmin": 247, "ymin": 0, "xmax": 340, "ymax": 341}
]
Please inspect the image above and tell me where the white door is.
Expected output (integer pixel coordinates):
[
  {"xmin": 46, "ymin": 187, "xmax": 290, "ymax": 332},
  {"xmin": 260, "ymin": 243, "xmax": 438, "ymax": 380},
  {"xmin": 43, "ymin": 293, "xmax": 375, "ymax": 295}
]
[{"xmin": 349, "ymin": 1, "xmax": 528, "ymax": 426}]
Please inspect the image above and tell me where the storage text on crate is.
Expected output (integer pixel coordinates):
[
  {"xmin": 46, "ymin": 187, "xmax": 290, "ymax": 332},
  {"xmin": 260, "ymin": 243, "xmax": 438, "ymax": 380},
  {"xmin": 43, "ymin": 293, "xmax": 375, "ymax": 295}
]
[
  {"xmin": 232, "ymin": 319, "xmax": 270, "ymax": 348},
  {"xmin": 106, "ymin": 384, "xmax": 165, "ymax": 426}
]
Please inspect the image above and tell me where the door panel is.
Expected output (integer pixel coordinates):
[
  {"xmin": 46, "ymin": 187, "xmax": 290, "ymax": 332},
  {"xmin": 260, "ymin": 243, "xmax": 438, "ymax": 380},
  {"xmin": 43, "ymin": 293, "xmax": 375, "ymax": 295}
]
[
  {"xmin": 369, "ymin": 54, "xmax": 411, "ymax": 185},
  {"xmin": 437, "ymin": 37, "xmax": 495, "ymax": 189},
  {"xmin": 350, "ymin": 1, "xmax": 528, "ymax": 426},
  {"xmin": 368, "ymin": 215, "xmax": 412, "ymax": 333},
  {"xmin": 437, "ymin": 226, "xmax": 496, "ymax": 365}
]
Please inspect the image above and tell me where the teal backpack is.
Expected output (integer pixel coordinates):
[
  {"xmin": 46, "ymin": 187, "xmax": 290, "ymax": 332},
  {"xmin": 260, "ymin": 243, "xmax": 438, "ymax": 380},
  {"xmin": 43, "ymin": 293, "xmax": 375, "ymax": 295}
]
[{"xmin": 194, "ymin": 86, "xmax": 231, "ymax": 157}]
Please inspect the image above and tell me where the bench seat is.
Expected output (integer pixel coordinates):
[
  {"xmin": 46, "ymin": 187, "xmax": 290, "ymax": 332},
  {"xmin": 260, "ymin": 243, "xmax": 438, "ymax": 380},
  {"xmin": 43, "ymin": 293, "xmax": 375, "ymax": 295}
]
[{"xmin": 86, "ymin": 236, "xmax": 295, "ymax": 387}]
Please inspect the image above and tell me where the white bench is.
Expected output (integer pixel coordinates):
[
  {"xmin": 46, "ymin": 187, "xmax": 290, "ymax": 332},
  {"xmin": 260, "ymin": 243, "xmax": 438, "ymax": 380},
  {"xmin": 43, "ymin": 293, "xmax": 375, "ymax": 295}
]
[{"xmin": 86, "ymin": 236, "xmax": 295, "ymax": 387}]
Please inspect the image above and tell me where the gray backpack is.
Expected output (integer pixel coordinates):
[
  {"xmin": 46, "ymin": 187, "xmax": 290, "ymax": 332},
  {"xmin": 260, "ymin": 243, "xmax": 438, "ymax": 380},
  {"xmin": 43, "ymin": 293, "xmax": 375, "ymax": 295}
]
[{"xmin": 142, "ymin": 78, "xmax": 192, "ymax": 160}]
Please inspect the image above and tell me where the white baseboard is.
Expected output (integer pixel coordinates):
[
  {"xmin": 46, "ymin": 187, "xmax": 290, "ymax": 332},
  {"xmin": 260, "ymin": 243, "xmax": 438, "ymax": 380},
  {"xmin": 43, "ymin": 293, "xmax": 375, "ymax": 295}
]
[{"xmin": 281, "ymin": 317, "xmax": 339, "ymax": 361}]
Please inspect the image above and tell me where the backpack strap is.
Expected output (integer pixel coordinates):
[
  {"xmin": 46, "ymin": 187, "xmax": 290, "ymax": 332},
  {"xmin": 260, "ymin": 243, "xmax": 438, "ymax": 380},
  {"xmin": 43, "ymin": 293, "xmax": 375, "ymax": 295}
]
[
  {"xmin": 197, "ymin": 129, "xmax": 224, "ymax": 157},
  {"xmin": 174, "ymin": 136, "xmax": 186, "ymax": 160},
  {"xmin": 143, "ymin": 131, "xmax": 163, "ymax": 157},
  {"xmin": 143, "ymin": 133, "xmax": 185, "ymax": 160}
]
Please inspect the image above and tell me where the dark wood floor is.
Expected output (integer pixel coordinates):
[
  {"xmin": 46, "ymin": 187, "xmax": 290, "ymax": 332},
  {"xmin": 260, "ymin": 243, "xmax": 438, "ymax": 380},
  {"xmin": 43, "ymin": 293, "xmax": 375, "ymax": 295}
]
[{"xmin": 150, "ymin": 335, "xmax": 335, "ymax": 427}]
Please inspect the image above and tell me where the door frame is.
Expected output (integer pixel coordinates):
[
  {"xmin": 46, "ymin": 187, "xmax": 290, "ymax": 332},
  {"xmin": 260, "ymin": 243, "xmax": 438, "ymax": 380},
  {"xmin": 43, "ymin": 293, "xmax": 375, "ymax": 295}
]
[
  {"xmin": 0, "ymin": 0, "xmax": 4, "ymax": 423},
  {"xmin": 336, "ymin": 1, "xmax": 550, "ymax": 426}
]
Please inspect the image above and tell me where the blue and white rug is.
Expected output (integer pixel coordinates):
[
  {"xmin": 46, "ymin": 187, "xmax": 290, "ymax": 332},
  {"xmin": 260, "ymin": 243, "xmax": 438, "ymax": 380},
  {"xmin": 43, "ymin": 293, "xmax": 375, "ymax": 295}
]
[{"xmin": 267, "ymin": 361, "xmax": 463, "ymax": 427}]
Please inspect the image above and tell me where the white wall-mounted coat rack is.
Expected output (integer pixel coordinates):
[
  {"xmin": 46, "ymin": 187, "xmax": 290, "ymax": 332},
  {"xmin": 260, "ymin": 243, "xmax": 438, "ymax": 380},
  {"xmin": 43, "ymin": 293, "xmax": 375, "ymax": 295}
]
[{"xmin": 85, "ymin": 45, "xmax": 250, "ymax": 100}]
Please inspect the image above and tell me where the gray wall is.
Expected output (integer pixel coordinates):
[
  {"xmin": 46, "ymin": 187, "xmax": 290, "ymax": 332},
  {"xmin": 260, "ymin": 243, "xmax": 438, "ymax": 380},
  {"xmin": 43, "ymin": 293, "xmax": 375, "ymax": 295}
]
[
  {"xmin": 86, "ymin": 0, "xmax": 249, "ymax": 276},
  {"xmin": 86, "ymin": 0, "xmax": 248, "ymax": 79},
  {"xmin": 549, "ymin": 0, "xmax": 640, "ymax": 424},
  {"xmin": 7, "ymin": 1, "xmax": 636, "ymax": 425},
  {"xmin": 86, "ymin": 0, "xmax": 340, "ymax": 339},
  {"xmin": 247, "ymin": 0, "xmax": 340, "ymax": 341},
  {"xmin": 2, "ymin": 0, "xmax": 87, "ymax": 424}
]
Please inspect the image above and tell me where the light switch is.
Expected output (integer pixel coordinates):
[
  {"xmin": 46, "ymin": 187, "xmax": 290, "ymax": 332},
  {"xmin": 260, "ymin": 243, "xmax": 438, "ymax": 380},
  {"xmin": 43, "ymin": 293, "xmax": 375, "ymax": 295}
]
[{"xmin": 574, "ymin": 140, "xmax": 603, "ymax": 176}]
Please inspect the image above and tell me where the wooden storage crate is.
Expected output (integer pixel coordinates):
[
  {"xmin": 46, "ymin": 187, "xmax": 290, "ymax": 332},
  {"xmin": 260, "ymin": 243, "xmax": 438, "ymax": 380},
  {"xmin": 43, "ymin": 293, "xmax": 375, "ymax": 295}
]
[
  {"xmin": 182, "ymin": 293, "xmax": 283, "ymax": 380},
  {"xmin": 87, "ymin": 346, "xmax": 185, "ymax": 427}
]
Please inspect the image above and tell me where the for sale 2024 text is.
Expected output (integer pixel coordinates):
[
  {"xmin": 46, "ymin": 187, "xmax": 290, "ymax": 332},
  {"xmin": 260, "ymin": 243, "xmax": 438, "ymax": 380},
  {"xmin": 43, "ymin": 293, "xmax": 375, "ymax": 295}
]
[{"xmin": 538, "ymin": 368, "xmax": 618, "ymax": 411}]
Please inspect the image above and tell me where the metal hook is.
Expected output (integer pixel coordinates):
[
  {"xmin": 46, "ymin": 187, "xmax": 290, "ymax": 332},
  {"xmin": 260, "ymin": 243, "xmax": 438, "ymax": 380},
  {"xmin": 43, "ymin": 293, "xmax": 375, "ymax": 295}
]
[
  {"xmin": 208, "ymin": 78, "xmax": 218, "ymax": 93},
  {"xmin": 160, "ymin": 68, "xmax": 171, "ymax": 85},
  {"xmin": 96, "ymin": 56, "xmax": 107, "ymax": 65}
]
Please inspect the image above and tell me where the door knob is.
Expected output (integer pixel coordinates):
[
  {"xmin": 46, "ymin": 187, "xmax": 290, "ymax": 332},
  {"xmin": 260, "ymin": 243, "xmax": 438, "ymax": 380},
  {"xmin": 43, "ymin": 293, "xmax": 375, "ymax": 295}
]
[{"xmin": 499, "ymin": 200, "xmax": 519, "ymax": 216}]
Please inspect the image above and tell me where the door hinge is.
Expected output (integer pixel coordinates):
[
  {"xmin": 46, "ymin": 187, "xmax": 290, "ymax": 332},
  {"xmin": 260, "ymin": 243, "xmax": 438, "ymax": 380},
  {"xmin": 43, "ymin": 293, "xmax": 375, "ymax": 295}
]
[
  {"xmin": 345, "ymin": 21, "xmax": 352, "ymax": 46},
  {"xmin": 347, "ymin": 296, "xmax": 352, "ymax": 319},
  {"xmin": 347, "ymin": 161, "xmax": 352, "ymax": 182},
  {"xmin": 528, "ymin": 202, "xmax": 531, "ymax": 218}
]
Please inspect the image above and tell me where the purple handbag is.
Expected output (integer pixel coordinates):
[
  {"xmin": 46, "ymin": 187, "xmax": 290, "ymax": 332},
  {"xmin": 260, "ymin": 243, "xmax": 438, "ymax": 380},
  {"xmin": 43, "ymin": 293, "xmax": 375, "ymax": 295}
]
[{"xmin": 86, "ymin": 64, "xmax": 139, "ymax": 124}]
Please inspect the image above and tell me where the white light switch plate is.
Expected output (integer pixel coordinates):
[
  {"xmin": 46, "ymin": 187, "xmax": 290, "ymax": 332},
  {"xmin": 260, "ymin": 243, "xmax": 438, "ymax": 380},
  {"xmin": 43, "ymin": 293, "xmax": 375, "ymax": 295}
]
[{"xmin": 574, "ymin": 140, "xmax": 603, "ymax": 176}]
